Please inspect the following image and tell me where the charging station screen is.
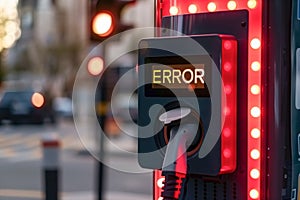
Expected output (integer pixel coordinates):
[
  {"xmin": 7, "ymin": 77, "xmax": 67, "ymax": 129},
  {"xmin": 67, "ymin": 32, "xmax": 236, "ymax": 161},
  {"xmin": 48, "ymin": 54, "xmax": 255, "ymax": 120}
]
[
  {"xmin": 152, "ymin": 64, "xmax": 205, "ymax": 89},
  {"xmin": 144, "ymin": 56, "xmax": 211, "ymax": 97}
]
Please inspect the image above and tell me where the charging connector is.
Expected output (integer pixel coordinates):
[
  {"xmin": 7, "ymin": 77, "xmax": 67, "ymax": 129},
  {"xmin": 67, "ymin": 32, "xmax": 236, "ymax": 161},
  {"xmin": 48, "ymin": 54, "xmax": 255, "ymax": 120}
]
[{"xmin": 161, "ymin": 123, "xmax": 198, "ymax": 199}]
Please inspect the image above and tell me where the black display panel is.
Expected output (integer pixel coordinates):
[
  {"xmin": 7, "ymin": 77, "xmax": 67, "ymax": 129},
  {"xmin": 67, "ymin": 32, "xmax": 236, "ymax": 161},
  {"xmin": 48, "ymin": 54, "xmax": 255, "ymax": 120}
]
[{"xmin": 144, "ymin": 56, "xmax": 211, "ymax": 97}]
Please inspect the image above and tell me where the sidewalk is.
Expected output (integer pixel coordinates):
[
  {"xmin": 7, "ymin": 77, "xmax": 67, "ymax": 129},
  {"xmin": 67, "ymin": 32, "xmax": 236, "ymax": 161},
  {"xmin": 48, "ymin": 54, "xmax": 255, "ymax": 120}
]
[
  {"xmin": 76, "ymin": 128, "xmax": 138, "ymax": 155},
  {"xmin": 0, "ymin": 189, "xmax": 152, "ymax": 200},
  {"xmin": 63, "ymin": 191, "xmax": 151, "ymax": 200}
]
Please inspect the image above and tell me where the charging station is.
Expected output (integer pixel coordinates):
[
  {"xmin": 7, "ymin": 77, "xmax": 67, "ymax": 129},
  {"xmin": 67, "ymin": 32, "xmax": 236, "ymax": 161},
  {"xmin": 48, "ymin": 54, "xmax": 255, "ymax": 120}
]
[
  {"xmin": 138, "ymin": 10, "xmax": 247, "ymax": 200},
  {"xmin": 137, "ymin": 0, "xmax": 300, "ymax": 199},
  {"xmin": 138, "ymin": 34, "xmax": 238, "ymax": 176}
]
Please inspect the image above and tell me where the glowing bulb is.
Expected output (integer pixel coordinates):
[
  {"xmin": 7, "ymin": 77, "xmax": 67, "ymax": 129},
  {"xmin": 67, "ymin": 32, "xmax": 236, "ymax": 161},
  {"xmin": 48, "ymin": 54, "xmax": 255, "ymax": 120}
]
[
  {"xmin": 227, "ymin": 1, "xmax": 237, "ymax": 10},
  {"xmin": 251, "ymin": 106, "xmax": 261, "ymax": 118},
  {"xmin": 188, "ymin": 4, "xmax": 198, "ymax": 13},
  {"xmin": 224, "ymin": 85, "xmax": 232, "ymax": 94},
  {"xmin": 224, "ymin": 41, "xmax": 232, "ymax": 50},
  {"xmin": 169, "ymin": 6, "xmax": 179, "ymax": 15},
  {"xmin": 224, "ymin": 62, "xmax": 232, "ymax": 71},
  {"xmin": 250, "ymin": 38, "xmax": 261, "ymax": 49},
  {"xmin": 223, "ymin": 128, "xmax": 231, "ymax": 137},
  {"xmin": 251, "ymin": 128, "xmax": 261, "ymax": 139},
  {"xmin": 157, "ymin": 177, "xmax": 165, "ymax": 188},
  {"xmin": 250, "ymin": 149, "xmax": 260, "ymax": 160},
  {"xmin": 251, "ymin": 85, "xmax": 260, "ymax": 95},
  {"xmin": 207, "ymin": 2, "xmax": 217, "ymax": 12},
  {"xmin": 223, "ymin": 149, "xmax": 232, "ymax": 158},
  {"xmin": 224, "ymin": 107, "xmax": 231, "ymax": 116},
  {"xmin": 251, "ymin": 61, "xmax": 261, "ymax": 71},
  {"xmin": 247, "ymin": 0, "xmax": 257, "ymax": 9},
  {"xmin": 249, "ymin": 189, "xmax": 259, "ymax": 199},
  {"xmin": 250, "ymin": 169, "xmax": 260, "ymax": 179}
]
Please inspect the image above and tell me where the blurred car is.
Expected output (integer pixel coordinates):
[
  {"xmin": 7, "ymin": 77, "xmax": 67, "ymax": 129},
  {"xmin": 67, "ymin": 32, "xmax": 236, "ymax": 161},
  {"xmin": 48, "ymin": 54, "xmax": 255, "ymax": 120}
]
[
  {"xmin": 0, "ymin": 90, "xmax": 56, "ymax": 124},
  {"xmin": 53, "ymin": 97, "xmax": 73, "ymax": 118}
]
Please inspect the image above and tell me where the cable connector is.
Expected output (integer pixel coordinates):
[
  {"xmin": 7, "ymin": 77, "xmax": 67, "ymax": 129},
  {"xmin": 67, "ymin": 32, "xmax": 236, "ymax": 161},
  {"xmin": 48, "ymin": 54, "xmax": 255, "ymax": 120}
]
[
  {"xmin": 161, "ymin": 123, "xmax": 198, "ymax": 200},
  {"xmin": 161, "ymin": 172, "xmax": 185, "ymax": 200}
]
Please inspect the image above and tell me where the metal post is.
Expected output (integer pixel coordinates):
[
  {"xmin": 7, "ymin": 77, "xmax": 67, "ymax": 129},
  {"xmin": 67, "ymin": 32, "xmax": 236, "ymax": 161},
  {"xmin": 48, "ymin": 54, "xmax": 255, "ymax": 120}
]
[
  {"xmin": 42, "ymin": 133, "xmax": 60, "ymax": 200},
  {"xmin": 96, "ymin": 88, "xmax": 106, "ymax": 200},
  {"xmin": 96, "ymin": 43, "xmax": 107, "ymax": 200}
]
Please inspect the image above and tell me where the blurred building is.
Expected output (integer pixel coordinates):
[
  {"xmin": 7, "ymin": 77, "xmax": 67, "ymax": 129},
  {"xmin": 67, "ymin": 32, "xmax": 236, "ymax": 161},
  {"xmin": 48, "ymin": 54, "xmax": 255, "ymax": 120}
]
[
  {"xmin": 5, "ymin": 0, "xmax": 87, "ymax": 96},
  {"xmin": 35, "ymin": 0, "xmax": 87, "ymax": 46},
  {"xmin": 4, "ymin": 0, "xmax": 154, "ymax": 95}
]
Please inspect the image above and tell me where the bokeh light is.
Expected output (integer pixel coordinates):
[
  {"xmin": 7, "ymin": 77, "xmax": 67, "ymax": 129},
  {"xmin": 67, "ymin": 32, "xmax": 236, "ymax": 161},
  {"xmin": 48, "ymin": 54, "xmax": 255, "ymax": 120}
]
[
  {"xmin": 0, "ymin": 0, "xmax": 21, "ymax": 51},
  {"xmin": 87, "ymin": 57, "xmax": 104, "ymax": 76}
]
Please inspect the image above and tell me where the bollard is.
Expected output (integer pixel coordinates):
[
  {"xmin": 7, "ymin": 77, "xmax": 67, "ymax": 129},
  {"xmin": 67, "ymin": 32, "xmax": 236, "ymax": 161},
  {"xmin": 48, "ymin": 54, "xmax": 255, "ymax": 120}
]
[{"xmin": 42, "ymin": 133, "xmax": 60, "ymax": 200}]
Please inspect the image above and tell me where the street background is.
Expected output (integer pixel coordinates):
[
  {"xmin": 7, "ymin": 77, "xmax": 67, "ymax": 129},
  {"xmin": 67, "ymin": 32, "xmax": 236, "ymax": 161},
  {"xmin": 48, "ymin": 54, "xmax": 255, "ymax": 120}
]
[
  {"xmin": 0, "ymin": 0, "xmax": 155, "ymax": 199},
  {"xmin": 0, "ymin": 119, "xmax": 152, "ymax": 200}
]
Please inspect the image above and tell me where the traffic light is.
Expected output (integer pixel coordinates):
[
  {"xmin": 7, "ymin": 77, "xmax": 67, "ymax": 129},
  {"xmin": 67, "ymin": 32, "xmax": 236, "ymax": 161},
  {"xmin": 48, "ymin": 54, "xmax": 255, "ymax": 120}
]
[{"xmin": 89, "ymin": 0, "xmax": 136, "ymax": 41}]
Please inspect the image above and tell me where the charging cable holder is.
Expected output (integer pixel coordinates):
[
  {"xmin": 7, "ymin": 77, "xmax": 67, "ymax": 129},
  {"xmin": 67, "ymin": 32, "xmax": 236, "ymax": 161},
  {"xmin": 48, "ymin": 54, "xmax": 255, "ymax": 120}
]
[{"xmin": 159, "ymin": 108, "xmax": 199, "ymax": 199}]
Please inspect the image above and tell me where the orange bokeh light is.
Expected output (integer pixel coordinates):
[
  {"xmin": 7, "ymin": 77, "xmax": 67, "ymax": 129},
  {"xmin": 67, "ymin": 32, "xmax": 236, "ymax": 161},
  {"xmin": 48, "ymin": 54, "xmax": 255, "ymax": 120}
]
[
  {"xmin": 31, "ymin": 92, "xmax": 45, "ymax": 108},
  {"xmin": 87, "ymin": 57, "xmax": 104, "ymax": 76}
]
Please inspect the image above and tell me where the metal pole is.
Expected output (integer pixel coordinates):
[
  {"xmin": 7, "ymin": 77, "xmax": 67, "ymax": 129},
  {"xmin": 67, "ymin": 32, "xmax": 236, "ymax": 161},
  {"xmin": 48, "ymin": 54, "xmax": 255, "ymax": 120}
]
[
  {"xmin": 42, "ymin": 134, "xmax": 60, "ymax": 200},
  {"xmin": 96, "ymin": 91, "xmax": 106, "ymax": 200},
  {"xmin": 96, "ymin": 43, "xmax": 107, "ymax": 200}
]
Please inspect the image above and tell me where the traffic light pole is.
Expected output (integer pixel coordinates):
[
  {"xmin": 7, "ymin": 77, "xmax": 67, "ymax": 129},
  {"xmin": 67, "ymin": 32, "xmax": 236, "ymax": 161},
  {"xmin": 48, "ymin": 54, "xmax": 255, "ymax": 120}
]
[
  {"xmin": 97, "ymin": 100, "xmax": 105, "ymax": 200},
  {"xmin": 96, "ymin": 43, "xmax": 107, "ymax": 200},
  {"xmin": 97, "ymin": 103, "xmax": 105, "ymax": 200}
]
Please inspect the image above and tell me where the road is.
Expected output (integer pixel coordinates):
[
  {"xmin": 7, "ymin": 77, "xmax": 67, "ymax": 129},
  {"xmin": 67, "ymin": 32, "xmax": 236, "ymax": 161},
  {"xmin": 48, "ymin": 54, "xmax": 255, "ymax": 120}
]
[{"xmin": 0, "ymin": 119, "xmax": 152, "ymax": 200}]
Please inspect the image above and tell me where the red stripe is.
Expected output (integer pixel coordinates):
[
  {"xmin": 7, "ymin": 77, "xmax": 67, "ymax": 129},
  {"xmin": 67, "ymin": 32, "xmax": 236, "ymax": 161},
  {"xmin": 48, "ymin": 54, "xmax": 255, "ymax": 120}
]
[{"xmin": 42, "ymin": 141, "xmax": 60, "ymax": 147}]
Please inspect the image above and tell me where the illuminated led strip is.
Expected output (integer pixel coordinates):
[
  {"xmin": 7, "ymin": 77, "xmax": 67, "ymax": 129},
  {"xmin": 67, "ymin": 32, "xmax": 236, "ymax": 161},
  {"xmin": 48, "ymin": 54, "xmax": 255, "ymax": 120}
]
[
  {"xmin": 160, "ymin": 0, "xmax": 258, "ymax": 15},
  {"xmin": 154, "ymin": 170, "xmax": 164, "ymax": 200},
  {"xmin": 157, "ymin": 0, "xmax": 263, "ymax": 199},
  {"xmin": 220, "ymin": 38, "xmax": 238, "ymax": 174},
  {"xmin": 247, "ymin": 0, "xmax": 262, "ymax": 199}
]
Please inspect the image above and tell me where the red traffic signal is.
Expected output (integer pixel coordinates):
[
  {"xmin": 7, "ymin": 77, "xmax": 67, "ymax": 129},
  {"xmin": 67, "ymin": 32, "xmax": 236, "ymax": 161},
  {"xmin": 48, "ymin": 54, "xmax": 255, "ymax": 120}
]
[
  {"xmin": 89, "ymin": 0, "xmax": 136, "ymax": 42},
  {"xmin": 92, "ymin": 11, "xmax": 114, "ymax": 37}
]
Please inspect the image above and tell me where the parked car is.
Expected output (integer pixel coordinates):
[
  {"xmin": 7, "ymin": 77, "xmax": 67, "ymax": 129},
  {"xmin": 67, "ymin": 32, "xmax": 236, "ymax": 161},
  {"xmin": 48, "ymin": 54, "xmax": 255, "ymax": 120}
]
[{"xmin": 0, "ymin": 90, "xmax": 56, "ymax": 124}]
